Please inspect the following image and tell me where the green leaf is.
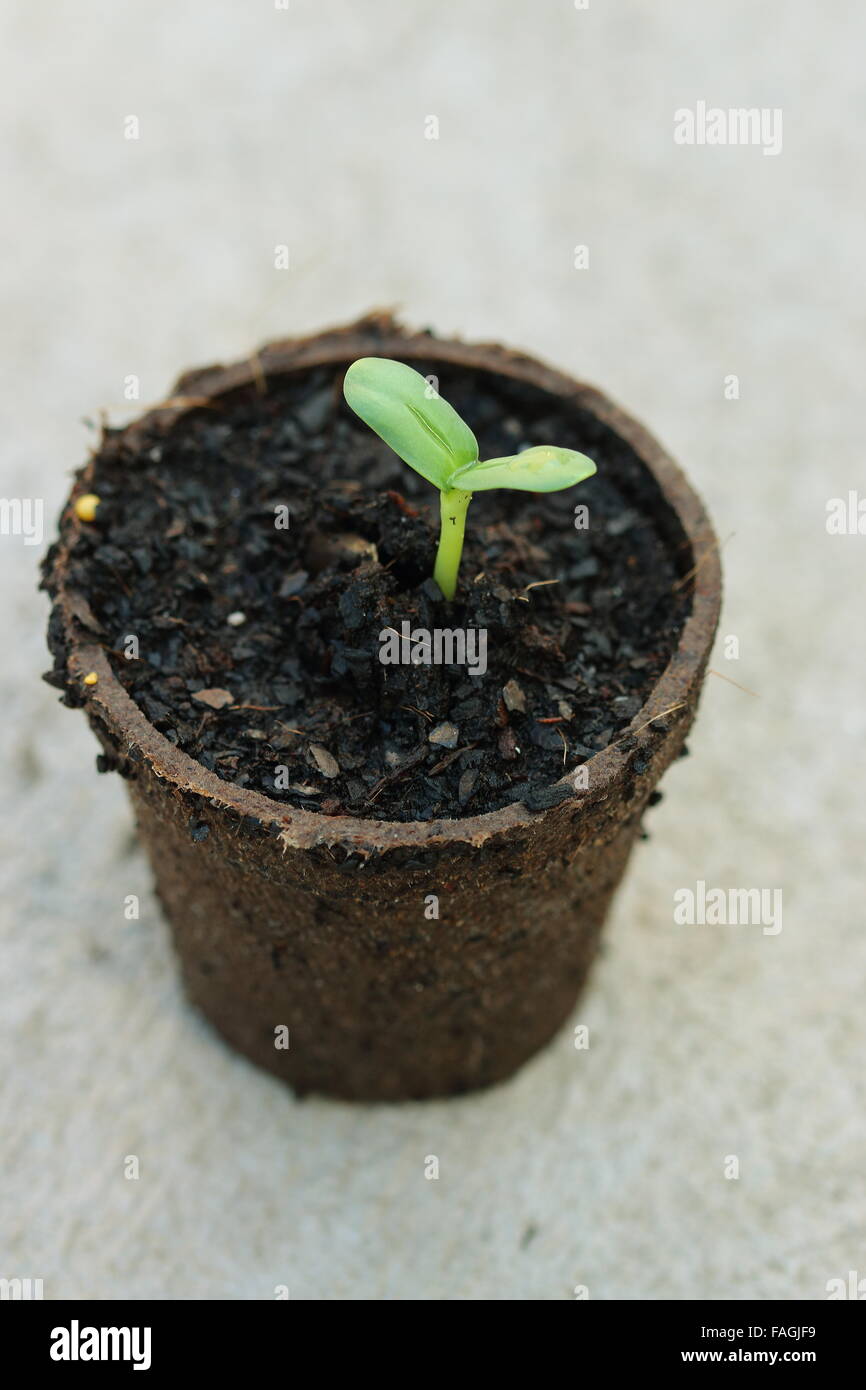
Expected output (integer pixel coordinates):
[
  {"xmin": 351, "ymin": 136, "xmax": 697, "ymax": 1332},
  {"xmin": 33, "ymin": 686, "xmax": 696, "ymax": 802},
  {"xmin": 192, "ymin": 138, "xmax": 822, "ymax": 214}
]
[
  {"xmin": 343, "ymin": 357, "xmax": 478, "ymax": 490},
  {"xmin": 449, "ymin": 444, "xmax": 597, "ymax": 493}
]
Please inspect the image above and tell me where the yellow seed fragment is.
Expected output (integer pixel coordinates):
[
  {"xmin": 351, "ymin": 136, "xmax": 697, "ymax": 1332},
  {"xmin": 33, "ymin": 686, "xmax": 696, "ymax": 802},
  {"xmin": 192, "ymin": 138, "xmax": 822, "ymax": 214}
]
[
  {"xmin": 74, "ymin": 493, "xmax": 101, "ymax": 522},
  {"xmin": 83, "ymin": 671, "xmax": 99, "ymax": 686}
]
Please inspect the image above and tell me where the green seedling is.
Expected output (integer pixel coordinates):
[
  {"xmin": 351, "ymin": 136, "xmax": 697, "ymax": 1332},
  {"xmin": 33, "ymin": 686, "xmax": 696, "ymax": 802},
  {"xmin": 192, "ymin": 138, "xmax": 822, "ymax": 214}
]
[{"xmin": 343, "ymin": 357, "xmax": 597, "ymax": 600}]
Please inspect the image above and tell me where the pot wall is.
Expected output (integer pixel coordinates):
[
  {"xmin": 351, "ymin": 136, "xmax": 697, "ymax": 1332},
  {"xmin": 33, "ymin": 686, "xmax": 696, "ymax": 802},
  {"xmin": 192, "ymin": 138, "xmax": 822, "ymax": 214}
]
[{"xmin": 126, "ymin": 726, "xmax": 674, "ymax": 1100}]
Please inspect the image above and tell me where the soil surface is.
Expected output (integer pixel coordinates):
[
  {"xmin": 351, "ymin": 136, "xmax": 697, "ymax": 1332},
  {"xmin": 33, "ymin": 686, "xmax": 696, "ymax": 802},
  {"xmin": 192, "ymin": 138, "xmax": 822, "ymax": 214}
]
[{"xmin": 43, "ymin": 361, "xmax": 691, "ymax": 821}]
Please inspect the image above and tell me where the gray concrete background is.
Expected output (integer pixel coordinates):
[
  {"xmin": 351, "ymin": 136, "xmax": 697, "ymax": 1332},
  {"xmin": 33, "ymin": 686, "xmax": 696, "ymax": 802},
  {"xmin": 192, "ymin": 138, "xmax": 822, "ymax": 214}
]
[{"xmin": 1, "ymin": 0, "xmax": 863, "ymax": 1300}]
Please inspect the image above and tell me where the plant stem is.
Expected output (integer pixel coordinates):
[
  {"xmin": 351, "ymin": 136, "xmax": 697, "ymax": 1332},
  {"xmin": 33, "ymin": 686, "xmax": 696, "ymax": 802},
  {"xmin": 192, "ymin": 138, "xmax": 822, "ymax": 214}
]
[{"xmin": 433, "ymin": 488, "xmax": 473, "ymax": 601}]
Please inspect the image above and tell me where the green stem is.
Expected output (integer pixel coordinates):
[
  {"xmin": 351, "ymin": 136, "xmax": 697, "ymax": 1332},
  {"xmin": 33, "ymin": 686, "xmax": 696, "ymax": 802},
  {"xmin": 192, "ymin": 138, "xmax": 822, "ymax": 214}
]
[{"xmin": 433, "ymin": 488, "xmax": 473, "ymax": 601}]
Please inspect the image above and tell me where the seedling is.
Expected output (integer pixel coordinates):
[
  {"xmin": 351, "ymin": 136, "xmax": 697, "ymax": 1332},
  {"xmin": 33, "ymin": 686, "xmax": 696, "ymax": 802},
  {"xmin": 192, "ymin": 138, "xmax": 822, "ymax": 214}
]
[{"xmin": 343, "ymin": 357, "xmax": 596, "ymax": 599}]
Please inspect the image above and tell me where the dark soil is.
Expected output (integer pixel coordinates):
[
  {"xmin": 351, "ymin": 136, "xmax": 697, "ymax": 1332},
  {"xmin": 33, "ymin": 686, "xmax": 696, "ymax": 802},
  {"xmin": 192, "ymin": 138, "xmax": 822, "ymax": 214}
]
[{"xmin": 43, "ymin": 361, "xmax": 692, "ymax": 822}]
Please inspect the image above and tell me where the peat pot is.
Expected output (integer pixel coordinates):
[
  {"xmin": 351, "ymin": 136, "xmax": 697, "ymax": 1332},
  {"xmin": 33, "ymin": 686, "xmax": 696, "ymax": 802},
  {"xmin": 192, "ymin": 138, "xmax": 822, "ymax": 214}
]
[{"xmin": 43, "ymin": 316, "xmax": 721, "ymax": 1101}]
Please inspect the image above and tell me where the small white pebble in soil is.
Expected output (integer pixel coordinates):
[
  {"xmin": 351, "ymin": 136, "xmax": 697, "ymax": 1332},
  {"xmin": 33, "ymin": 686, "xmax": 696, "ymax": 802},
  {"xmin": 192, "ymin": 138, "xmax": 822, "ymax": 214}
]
[
  {"xmin": 309, "ymin": 744, "xmax": 340, "ymax": 779},
  {"xmin": 429, "ymin": 722, "xmax": 459, "ymax": 748},
  {"xmin": 458, "ymin": 769, "xmax": 478, "ymax": 804},
  {"xmin": 191, "ymin": 687, "xmax": 234, "ymax": 710},
  {"xmin": 502, "ymin": 679, "xmax": 527, "ymax": 713},
  {"xmin": 227, "ymin": 611, "xmax": 246, "ymax": 627}
]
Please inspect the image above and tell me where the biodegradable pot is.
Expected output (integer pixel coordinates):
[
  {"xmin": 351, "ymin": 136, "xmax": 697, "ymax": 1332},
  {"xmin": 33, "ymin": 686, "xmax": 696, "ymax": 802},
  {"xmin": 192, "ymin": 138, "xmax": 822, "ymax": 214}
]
[{"xmin": 45, "ymin": 316, "xmax": 721, "ymax": 1102}]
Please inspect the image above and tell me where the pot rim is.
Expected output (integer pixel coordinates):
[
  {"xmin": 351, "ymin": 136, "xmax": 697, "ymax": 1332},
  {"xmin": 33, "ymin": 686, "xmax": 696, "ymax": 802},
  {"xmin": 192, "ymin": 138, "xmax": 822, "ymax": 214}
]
[{"xmin": 50, "ymin": 312, "xmax": 721, "ymax": 853}]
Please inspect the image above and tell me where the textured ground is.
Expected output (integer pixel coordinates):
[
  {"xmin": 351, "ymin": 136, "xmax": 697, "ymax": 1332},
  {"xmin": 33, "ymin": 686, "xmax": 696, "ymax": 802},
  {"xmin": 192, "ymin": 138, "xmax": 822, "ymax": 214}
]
[{"xmin": 1, "ymin": 0, "xmax": 863, "ymax": 1300}]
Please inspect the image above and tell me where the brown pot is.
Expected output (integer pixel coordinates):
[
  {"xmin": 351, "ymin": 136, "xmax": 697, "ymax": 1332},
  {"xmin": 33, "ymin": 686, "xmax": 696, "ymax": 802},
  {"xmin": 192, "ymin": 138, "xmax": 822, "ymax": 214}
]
[{"xmin": 43, "ymin": 314, "xmax": 721, "ymax": 1101}]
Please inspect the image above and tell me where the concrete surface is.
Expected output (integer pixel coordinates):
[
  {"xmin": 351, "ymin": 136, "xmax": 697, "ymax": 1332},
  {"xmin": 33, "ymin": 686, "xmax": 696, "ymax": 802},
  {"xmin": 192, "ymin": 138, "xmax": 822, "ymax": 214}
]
[{"xmin": 1, "ymin": 0, "xmax": 864, "ymax": 1300}]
